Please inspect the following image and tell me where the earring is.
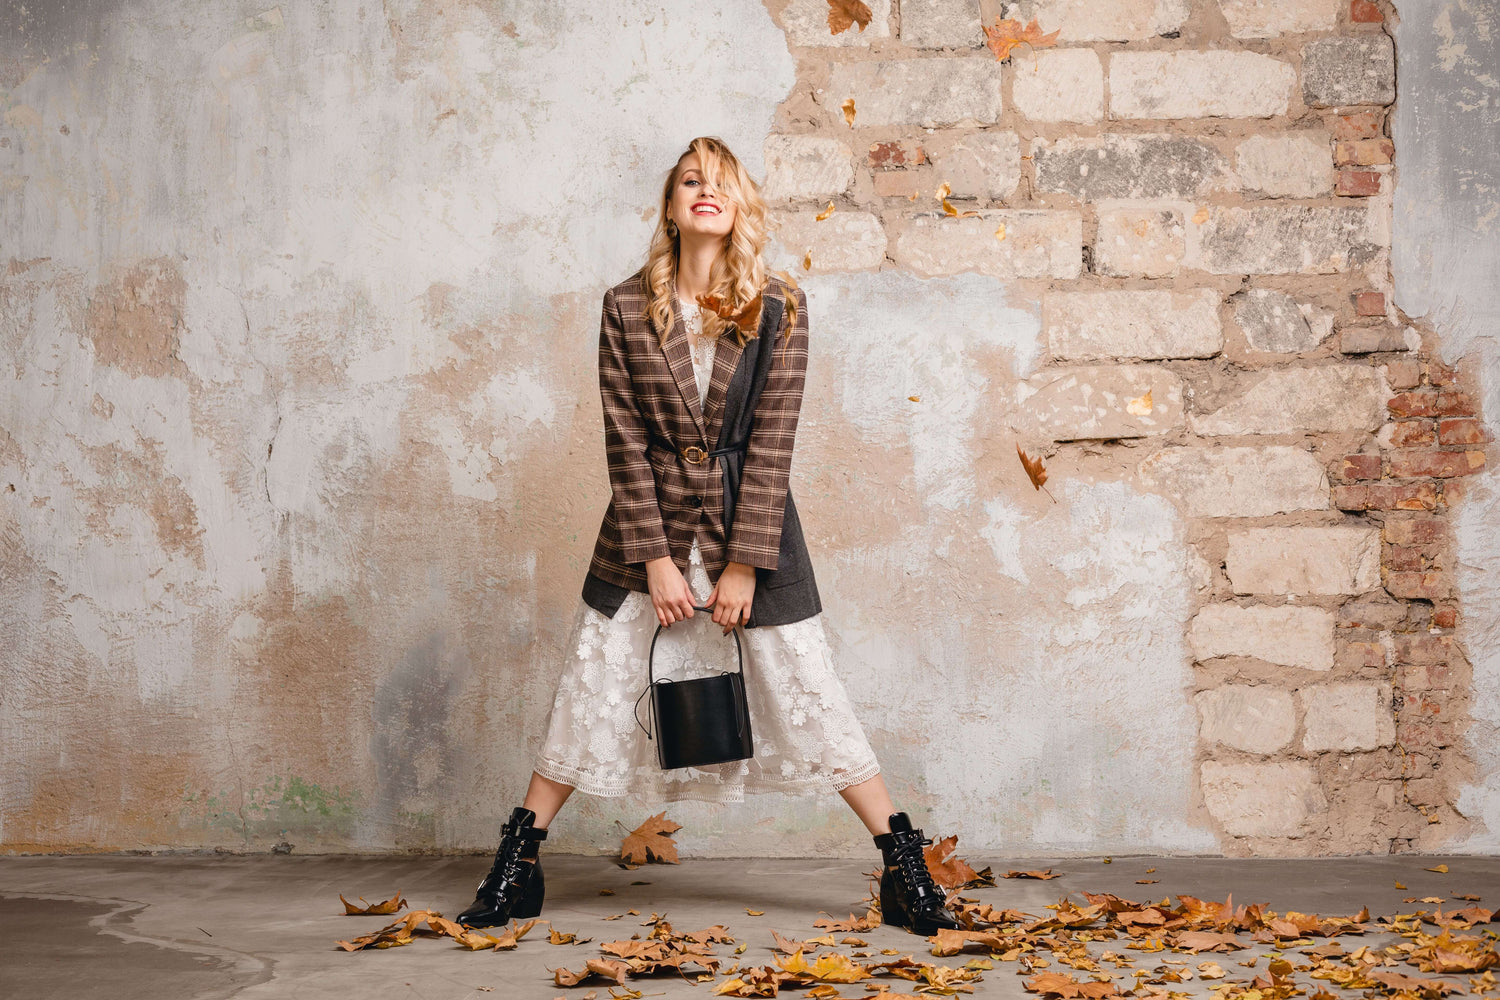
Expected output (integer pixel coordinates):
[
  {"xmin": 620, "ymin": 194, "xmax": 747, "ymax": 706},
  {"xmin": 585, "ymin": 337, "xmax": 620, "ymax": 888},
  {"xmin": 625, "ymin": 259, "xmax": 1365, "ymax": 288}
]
[{"xmin": 667, "ymin": 220, "xmax": 678, "ymax": 237}]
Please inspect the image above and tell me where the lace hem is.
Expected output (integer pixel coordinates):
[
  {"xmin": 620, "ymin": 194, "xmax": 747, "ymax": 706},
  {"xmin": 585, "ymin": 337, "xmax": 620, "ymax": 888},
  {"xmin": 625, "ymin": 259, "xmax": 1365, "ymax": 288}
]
[{"xmin": 534, "ymin": 754, "xmax": 882, "ymax": 802}]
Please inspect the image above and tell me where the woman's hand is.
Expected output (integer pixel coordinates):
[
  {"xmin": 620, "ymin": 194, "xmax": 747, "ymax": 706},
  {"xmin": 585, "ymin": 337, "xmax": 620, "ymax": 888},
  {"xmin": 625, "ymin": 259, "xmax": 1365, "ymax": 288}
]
[
  {"xmin": 706, "ymin": 561, "xmax": 756, "ymax": 634},
  {"xmin": 645, "ymin": 556, "xmax": 697, "ymax": 628}
]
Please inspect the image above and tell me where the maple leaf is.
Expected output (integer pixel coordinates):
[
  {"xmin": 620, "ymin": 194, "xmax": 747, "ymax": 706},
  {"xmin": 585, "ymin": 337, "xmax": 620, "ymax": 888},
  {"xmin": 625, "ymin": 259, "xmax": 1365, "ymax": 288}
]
[
  {"xmin": 814, "ymin": 909, "xmax": 881, "ymax": 932},
  {"xmin": 983, "ymin": 16, "xmax": 1060, "ymax": 63},
  {"xmin": 339, "ymin": 890, "xmax": 406, "ymax": 915},
  {"xmin": 826, "ymin": 0, "xmax": 872, "ymax": 35},
  {"xmin": 923, "ymin": 834, "xmax": 981, "ymax": 889},
  {"xmin": 697, "ymin": 290, "xmax": 764, "ymax": 335},
  {"xmin": 620, "ymin": 812, "xmax": 682, "ymax": 865}
]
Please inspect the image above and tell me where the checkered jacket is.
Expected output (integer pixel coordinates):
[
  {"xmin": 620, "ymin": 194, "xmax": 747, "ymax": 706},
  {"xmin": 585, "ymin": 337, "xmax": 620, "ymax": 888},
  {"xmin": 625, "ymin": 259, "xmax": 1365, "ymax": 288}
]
[{"xmin": 585, "ymin": 267, "xmax": 810, "ymax": 594}]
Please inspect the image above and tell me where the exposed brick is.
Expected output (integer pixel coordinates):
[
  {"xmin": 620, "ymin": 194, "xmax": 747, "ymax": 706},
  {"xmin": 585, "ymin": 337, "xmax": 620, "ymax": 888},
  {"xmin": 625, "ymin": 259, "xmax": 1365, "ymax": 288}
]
[
  {"xmin": 1428, "ymin": 362, "xmax": 1461, "ymax": 386},
  {"xmin": 1111, "ymin": 51, "xmax": 1295, "ymax": 119},
  {"xmin": 1140, "ymin": 445, "xmax": 1329, "ymax": 517},
  {"xmin": 1400, "ymin": 661, "xmax": 1455, "ymax": 691},
  {"xmin": 1234, "ymin": 288, "xmax": 1328, "ymax": 353},
  {"xmin": 1190, "ymin": 603, "xmax": 1335, "ymax": 670},
  {"xmin": 1219, "ymin": 0, "xmax": 1340, "ymax": 37},
  {"xmin": 1339, "ymin": 596, "xmax": 1408, "ymax": 629},
  {"xmin": 1196, "ymin": 685, "xmax": 1298, "ymax": 753},
  {"xmin": 1046, "ymin": 288, "xmax": 1221, "ymax": 361},
  {"xmin": 898, "ymin": 0, "xmax": 980, "ymax": 47},
  {"xmin": 1336, "ymin": 138, "xmax": 1395, "ymax": 166},
  {"xmin": 1387, "ymin": 449, "xmax": 1486, "ymax": 478},
  {"xmin": 873, "ymin": 169, "xmax": 930, "ymax": 198},
  {"xmin": 781, "ymin": 0, "xmax": 892, "ymax": 46},
  {"xmin": 1337, "ymin": 640, "xmax": 1386, "ymax": 669},
  {"xmin": 1397, "ymin": 634, "xmax": 1454, "ymax": 664},
  {"xmin": 1001, "ymin": 0, "xmax": 1190, "ymax": 42},
  {"xmin": 1341, "ymin": 454, "xmax": 1382, "ymax": 480},
  {"xmin": 1303, "ymin": 35, "xmax": 1396, "ymax": 107},
  {"xmin": 770, "ymin": 210, "xmax": 888, "ymax": 272},
  {"xmin": 1010, "ymin": 48, "xmax": 1105, "ymax": 124},
  {"xmin": 1235, "ymin": 133, "xmax": 1334, "ymax": 198},
  {"xmin": 1334, "ymin": 112, "xmax": 1384, "ymax": 140},
  {"xmin": 1434, "ymin": 386, "xmax": 1470, "ymax": 413},
  {"xmin": 1398, "ymin": 720, "xmax": 1455, "ymax": 748},
  {"xmin": 1096, "ymin": 204, "xmax": 1186, "ymax": 277},
  {"xmin": 1195, "ymin": 366, "xmax": 1388, "ymax": 435},
  {"xmin": 828, "ymin": 58, "xmax": 1003, "ymax": 127},
  {"xmin": 1034, "ymin": 134, "xmax": 1233, "ymax": 200},
  {"xmin": 1340, "ymin": 325, "xmax": 1410, "ymax": 353},
  {"xmin": 1432, "ymin": 606, "xmax": 1458, "ymax": 629},
  {"xmin": 1384, "ymin": 360, "xmax": 1421, "ymax": 389},
  {"xmin": 1385, "ymin": 544, "xmax": 1425, "ymax": 572},
  {"xmin": 929, "ymin": 132, "xmax": 1021, "ymax": 200},
  {"xmin": 1337, "ymin": 169, "xmax": 1382, "ymax": 196},
  {"xmin": 1201, "ymin": 761, "xmax": 1327, "ymax": 837},
  {"xmin": 1226, "ymin": 526, "xmax": 1381, "ymax": 595},
  {"xmin": 1301, "ymin": 682, "xmax": 1395, "ymax": 751},
  {"xmin": 1191, "ymin": 204, "xmax": 1381, "ymax": 275},
  {"xmin": 868, "ymin": 140, "xmax": 926, "ymax": 170},
  {"xmin": 1354, "ymin": 291, "xmax": 1386, "ymax": 315},
  {"xmin": 1437, "ymin": 418, "xmax": 1493, "ymax": 445},
  {"xmin": 1383, "ymin": 517, "xmax": 1445, "ymax": 546},
  {"xmin": 1387, "ymin": 570, "xmax": 1452, "ymax": 600},
  {"xmin": 1016, "ymin": 365, "xmax": 1185, "ymax": 441},
  {"xmin": 1333, "ymin": 482, "xmax": 1439, "ymax": 511},
  {"xmin": 1388, "ymin": 421, "xmax": 1436, "ymax": 448},
  {"xmin": 1350, "ymin": 0, "xmax": 1384, "ymax": 22},
  {"xmin": 890, "ymin": 210, "xmax": 1082, "ymax": 279},
  {"xmin": 762, "ymin": 135, "xmax": 855, "ymax": 201},
  {"xmin": 1389, "ymin": 391, "xmax": 1439, "ymax": 417}
]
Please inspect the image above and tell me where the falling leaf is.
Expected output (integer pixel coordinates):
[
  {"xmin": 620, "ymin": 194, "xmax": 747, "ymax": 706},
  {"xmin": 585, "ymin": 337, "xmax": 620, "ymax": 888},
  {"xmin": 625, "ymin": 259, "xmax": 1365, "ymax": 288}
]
[
  {"xmin": 982, "ymin": 17, "xmax": 1060, "ymax": 63},
  {"xmin": 924, "ymin": 834, "xmax": 982, "ymax": 889},
  {"xmin": 1126, "ymin": 390, "xmax": 1153, "ymax": 416},
  {"xmin": 995, "ymin": 222, "xmax": 1007, "ymax": 240},
  {"xmin": 815, "ymin": 201, "xmax": 836, "ymax": 221},
  {"xmin": 620, "ymin": 812, "xmax": 682, "ymax": 865},
  {"xmin": 1015, "ymin": 445, "xmax": 1056, "ymax": 502},
  {"xmin": 841, "ymin": 98, "xmax": 856, "ymax": 126},
  {"xmin": 802, "ymin": 250, "xmax": 813, "ymax": 271},
  {"xmin": 826, "ymin": 0, "xmax": 872, "ymax": 35},
  {"xmin": 908, "ymin": 395, "xmax": 921, "ymax": 402},
  {"xmin": 1428, "ymin": 865, "xmax": 1451, "ymax": 874},
  {"xmin": 935, "ymin": 181, "xmax": 978, "ymax": 218},
  {"xmin": 1192, "ymin": 206, "xmax": 1210, "ymax": 224},
  {"xmin": 340, "ymin": 891, "xmax": 407, "ymax": 916},
  {"xmin": 697, "ymin": 291, "xmax": 764, "ymax": 335}
]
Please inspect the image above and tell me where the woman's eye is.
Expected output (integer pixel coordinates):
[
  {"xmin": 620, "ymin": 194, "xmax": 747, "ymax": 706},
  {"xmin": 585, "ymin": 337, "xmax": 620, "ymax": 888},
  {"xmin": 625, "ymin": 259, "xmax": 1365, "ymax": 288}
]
[{"xmin": 685, "ymin": 179, "xmax": 699, "ymax": 187}]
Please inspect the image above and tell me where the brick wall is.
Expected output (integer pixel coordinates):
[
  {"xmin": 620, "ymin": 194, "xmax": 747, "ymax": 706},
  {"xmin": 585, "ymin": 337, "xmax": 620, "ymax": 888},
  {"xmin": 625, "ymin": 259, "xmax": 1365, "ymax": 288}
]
[{"xmin": 764, "ymin": 0, "xmax": 1489, "ymax": 853}]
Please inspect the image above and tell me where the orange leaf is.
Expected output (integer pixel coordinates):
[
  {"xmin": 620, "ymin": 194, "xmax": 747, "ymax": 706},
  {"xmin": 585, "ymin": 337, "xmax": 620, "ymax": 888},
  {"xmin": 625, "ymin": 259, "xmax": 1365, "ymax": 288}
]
[
  {"xmin": 815, "ymin": 200, "xmax": 836, "ymax": 221},
  {"xmin": 826, "ymin": 0, "xmax": 873, "ymax": 35},
  {"xmin": 923, "ymin": 834, "xmax": 980, "ymax": 890},
  {"xmin": 339, "ymin": 890, "xmax": 407, "ymax": 916},
  {"xmin": 620, "ymin": 811, "xmax": 682, "ymax": 865},
  {"xmin": 841, "ymin": 98, "xmax": 856, "ymax": 126},
  {"xmin": 1015, "ymin": 446, "xmax": 1056, "ymax": 503},
  {"xmin": 983, "ymin": 17, "xmax": 1061, "ymax": 63}
]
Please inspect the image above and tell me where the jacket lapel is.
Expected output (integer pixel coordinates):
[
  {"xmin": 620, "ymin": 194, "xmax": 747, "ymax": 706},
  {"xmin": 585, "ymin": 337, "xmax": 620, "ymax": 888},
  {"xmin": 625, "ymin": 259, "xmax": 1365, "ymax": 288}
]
[{"xmin": 661, "ymin": 298, "xmax": 708, "ymax": 441}]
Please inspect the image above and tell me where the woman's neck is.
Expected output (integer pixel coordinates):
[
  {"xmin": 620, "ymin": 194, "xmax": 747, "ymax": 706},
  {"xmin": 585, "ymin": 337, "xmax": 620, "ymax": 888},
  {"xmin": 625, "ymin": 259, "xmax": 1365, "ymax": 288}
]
[{"xmin": 675, "ymin": 239, "xmax": 720, "ymax": 303}]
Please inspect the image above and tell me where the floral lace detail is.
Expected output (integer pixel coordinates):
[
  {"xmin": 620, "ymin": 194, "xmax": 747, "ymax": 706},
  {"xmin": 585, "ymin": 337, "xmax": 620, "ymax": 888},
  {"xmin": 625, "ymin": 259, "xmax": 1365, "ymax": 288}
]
[{"xmin": 536, "ymin": 315, "xmax": 881, "ymax": 801}]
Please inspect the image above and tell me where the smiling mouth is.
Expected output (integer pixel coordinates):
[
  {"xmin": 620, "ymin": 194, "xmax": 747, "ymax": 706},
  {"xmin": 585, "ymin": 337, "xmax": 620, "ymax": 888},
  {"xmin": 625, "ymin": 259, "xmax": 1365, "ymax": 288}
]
[{"xmin": 692, "ymin": 204, "xmax": 721, "ymax": 215}]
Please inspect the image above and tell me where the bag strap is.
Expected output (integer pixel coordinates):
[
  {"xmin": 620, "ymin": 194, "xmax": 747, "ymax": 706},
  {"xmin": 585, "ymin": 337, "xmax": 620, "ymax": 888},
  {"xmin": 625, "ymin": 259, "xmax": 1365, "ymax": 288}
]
[{"xmin": 633, "ymin": 605, "xmax": 746, "ymax": 739}]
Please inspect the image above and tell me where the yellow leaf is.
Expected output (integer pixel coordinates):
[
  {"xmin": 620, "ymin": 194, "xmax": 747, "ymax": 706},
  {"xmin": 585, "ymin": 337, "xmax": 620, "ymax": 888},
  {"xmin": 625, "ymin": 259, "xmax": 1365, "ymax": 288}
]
[
  {"xmin": 909, "ymin": 395, "xmax": 921, "ymax": 402},
  {"xmin": 994, "ymin": 222, "xmax": 1007, "ymax": 240},
  {"xmin": 815, "ymin": 201, "xmax": 836, "ymax": 221},
  {"xmin": 802, "ymin": 250, "xmax": 812, "ymax": 271},
  {"xmin": 1126, "ymin": 390, "xmax": 1153, "ymax": 416},
  {"xmin": 1427, "ymin": 864, "xmax": 1450, "ymax": 873},
  {"xmin": 1396, "ymin": 882, "xmax": 1408, "ymax": 890},
  {"xmin": 841, "ymin": 98, "xmax": 856, "ymax": 126},
  {"xmin": 746, "ymin": 908, "xmax": 765, "ymax": 916}
]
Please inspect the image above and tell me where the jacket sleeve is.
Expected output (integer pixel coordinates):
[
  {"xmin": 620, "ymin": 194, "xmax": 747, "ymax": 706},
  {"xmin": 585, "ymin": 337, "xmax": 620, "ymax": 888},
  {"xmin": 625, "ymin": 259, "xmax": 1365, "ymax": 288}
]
[
  {"xmin": 726, "ymin": 286, "xmax": 809, "ymax": 570},
  {"xmin": 598, "ymin": 286, "xmax": 672, "ymax": 564}
]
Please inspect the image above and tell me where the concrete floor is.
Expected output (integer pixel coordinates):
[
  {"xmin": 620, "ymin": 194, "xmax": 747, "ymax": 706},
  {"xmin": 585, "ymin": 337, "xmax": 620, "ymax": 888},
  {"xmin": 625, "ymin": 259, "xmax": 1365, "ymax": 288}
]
[{"xmin": 0, "ymin": 852, "xmax": 1495, "ymax": 999}]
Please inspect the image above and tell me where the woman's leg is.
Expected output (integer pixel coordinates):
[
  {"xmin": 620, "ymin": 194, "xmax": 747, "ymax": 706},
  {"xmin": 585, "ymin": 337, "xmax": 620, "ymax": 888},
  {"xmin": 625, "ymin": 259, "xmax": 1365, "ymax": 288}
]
[
  {"xmin": 522, "ymin": 770, "xmax": 575, "ymax": 829},
  {"xmin": 838, "ymin": 772, "xmax": 896, "ymax": 835}
]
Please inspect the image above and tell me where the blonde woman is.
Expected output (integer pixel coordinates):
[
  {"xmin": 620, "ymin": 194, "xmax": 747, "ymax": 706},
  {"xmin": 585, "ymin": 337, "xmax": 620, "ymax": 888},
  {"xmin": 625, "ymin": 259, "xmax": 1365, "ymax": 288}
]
[{"xmin": 458, "ymin": 137, "xmax": 961, "ymax": 936}]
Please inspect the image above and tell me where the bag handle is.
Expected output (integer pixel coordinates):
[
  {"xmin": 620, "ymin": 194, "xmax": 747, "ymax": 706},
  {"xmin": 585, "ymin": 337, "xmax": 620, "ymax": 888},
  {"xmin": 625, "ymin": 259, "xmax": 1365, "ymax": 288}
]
[{"xmin": 633, "ymin": 605, "xmax": 745, "ymax": 739}]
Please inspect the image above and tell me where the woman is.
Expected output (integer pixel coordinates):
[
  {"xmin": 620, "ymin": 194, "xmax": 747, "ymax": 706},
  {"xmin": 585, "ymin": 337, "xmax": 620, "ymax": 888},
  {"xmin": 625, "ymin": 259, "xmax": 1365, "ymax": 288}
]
[{"xmin": 457, "ymin": 136, "xmax": 961, "ymax": 937}]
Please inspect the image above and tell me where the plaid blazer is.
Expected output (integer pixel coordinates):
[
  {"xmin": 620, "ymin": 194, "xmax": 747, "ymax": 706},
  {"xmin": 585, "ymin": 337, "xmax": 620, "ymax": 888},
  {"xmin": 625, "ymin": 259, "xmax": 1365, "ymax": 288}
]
[{"xmin": 581, "ymin": 266, "xmax": 821, "ymax": 628}]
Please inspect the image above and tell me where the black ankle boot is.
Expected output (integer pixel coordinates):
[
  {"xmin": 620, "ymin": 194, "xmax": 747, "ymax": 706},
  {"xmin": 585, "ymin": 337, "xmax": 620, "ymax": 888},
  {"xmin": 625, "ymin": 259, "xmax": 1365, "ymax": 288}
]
[
  {"xmin": 873, "ymin": 812, "xmax": 963, "ymax": 935},
  {"xmin": 457, "ymin": 806, "xmax": 547, "ymax": 928}
]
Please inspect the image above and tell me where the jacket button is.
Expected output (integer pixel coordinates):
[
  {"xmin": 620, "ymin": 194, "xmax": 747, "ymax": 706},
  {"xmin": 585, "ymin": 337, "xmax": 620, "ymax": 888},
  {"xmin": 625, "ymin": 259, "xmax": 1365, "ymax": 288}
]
[{"xmin": 686, "ymin": 495, "xmax": 703, "ymax": 508}]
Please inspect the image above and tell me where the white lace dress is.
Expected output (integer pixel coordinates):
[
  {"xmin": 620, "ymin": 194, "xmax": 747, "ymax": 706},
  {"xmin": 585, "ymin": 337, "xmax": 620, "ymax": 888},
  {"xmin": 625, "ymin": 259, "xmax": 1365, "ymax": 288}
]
[{"xmin": 533, "ymin": 298, "xmax": 881, "ymax": 802}]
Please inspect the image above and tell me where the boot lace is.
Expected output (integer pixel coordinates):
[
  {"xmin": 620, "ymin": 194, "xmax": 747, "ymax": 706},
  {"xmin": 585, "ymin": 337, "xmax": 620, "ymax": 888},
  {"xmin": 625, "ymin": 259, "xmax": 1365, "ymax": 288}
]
[
  {"xmin": 888, "ymin": 833, "xmax": 942, "ymax": 902},
  {"xmin": 479, "ymin": 832, "xmax": 533, "ymax": 894}
]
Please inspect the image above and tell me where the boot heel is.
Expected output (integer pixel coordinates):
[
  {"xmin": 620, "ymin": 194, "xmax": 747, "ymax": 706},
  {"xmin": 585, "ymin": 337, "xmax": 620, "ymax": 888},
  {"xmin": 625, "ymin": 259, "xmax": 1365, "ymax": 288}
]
[
  {"xmin": 509, "ymin": 861, "xmax": 546, "ymax": 919},
  {"xmin": 879, "ymin": 871, "xmax": 908, "ymax": 929}
]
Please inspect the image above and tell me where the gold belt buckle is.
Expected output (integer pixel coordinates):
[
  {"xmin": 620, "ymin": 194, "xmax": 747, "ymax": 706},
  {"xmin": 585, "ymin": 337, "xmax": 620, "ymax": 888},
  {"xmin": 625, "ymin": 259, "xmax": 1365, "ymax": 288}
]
[{"xmin": 681, "ymin": 445, "xmax": 708, "ymax": 465}]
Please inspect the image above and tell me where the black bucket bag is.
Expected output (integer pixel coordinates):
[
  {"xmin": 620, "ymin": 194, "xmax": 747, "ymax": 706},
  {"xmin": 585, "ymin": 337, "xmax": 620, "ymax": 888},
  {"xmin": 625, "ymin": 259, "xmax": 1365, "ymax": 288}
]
[{"xmin": 633, "ymin": 605, "xmax": 754, "ymax": 770}]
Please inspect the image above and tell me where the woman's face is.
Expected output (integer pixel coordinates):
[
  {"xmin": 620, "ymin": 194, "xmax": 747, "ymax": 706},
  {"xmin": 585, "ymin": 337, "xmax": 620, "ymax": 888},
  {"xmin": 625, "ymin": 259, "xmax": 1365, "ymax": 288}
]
[{"xmin": 667, "ymin": 152, "xmax": 738, "ymax": 241}]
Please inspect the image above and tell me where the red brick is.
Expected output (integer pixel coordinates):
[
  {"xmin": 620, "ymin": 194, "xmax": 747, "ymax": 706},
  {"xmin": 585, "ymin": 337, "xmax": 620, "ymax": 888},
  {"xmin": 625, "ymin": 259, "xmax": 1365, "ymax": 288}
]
[
  {"xmin": 1337, "ymin": 640, "xmax": 1387, "ymax": 670},
  {"xmin": 1337, "ymin": 169, "xmax": 1382, "ymax": 196},
  {"xmin": 1334, "ymin": 112, "xmax": 1384, "ymax": 140},
  {"xmin": 1400, "ymin": 662, "xmax": 1454, "ymax": 691},
  {"xmin": 1385, "ymin": 544, "xmax": 1425, "ymax": 572},
  {"xmin": 1354, "ymin": 291, "xmax": 1386, "ymax": 315},
  {"xmin": 1397, "ymin": 721, "xmax": 1455, "ymax": 748},
  {"xmin": 1432, "ymin": 606, "xmax": 1457, "ymax": 629},
  {"xmin": 1384, "ymin": 360, "xmax": 1421, "ymax": 389},
  {"xmin": 1341, "ymin": 453, "xmax": 1383, "ymax": 480},
  {"xmin": 1335, "ymin": 138, "xmax": 1394, "ymax": 166},
  {"xmin": 1389, "ymin": 421, "xmax": 1437, "ymax": 448},
  {"xmin": 1436, "ymin": 389, "xmax": 1476, "ymax": 415},
  {"xmin": 1397, "ymin": 634, "xmax": 1454, "ymax": 664},
  {"xmin": 1428, "ymin": 362, "xmax": 1460, "ymax": 386},
  {"xmin": 1383, "ymin": 518, "xmax": 1445, "ymax": 546},
  {"xmin": 1389, "ymin": 391, "xmax": 1439, "ymax": 417},
  {"xmin": 1351, "ymin": 0, "xmax": 1384, "ymax": 22},
  {"xmin": 1387, "ymin": 569, "xmax": 1452, "ymax": 600},
  {"xmin": 868, "ymin": 140, "xmax": 926, "ymax": 170},
  {"xmin": 1334, "ymin": 482, "xmax": 1438, "ymax": 510},
  {"xmin": 1387, "ymin": 449, "xmax": 1486, "ymax": 478},
  {"xmin": 1437, "ymin": 417, "xmax": 1491, "ymax": 445}
]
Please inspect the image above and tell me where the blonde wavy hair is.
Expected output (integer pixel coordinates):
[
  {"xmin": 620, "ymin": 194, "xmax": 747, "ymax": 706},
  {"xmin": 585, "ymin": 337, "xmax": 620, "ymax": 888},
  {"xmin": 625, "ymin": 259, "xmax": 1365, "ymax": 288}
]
[{"xmin": 643, "ymin": 136, "xmax": 795, "ymax": 348}]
